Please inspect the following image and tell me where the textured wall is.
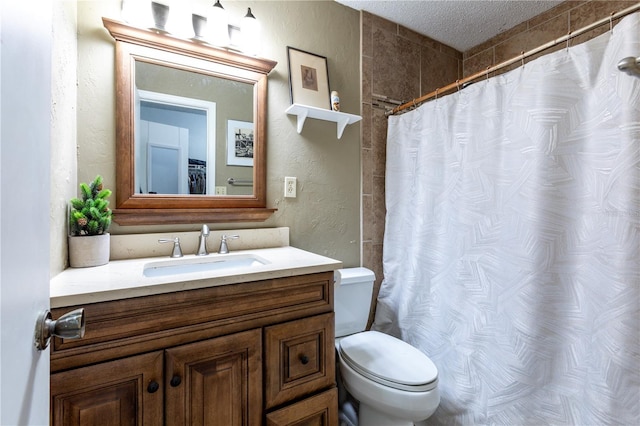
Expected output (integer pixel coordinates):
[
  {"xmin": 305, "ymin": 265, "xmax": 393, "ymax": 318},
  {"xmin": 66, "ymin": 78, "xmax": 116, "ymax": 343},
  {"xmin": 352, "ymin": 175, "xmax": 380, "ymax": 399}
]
[
  {"xmin": 51, "ymin": 0, "xmax": 361, "ymax": 276},
  {"xmin": 50, "ymin": 1, "xmax": 78, "ymax": 276}
]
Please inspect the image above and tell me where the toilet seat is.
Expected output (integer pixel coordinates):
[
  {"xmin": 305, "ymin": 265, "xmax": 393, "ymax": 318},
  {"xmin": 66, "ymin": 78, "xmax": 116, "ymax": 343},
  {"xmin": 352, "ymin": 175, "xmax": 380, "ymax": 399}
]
[{"xmin": 338, "ymin": 331, "xmax": 438, "ymax": 392}]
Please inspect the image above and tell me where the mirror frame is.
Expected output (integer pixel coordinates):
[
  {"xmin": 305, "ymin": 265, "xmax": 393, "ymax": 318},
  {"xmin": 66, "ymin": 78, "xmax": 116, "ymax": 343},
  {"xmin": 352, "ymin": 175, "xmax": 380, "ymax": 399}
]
[{"xmin": 103, "ymin": 18, "xmax": 277, "ymax": 225}]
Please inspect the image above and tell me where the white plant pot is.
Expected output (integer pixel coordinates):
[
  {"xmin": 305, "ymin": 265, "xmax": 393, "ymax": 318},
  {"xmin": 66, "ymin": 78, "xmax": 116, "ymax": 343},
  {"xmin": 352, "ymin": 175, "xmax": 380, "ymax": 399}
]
[{"xmin": 68, "ymin": 233, "xmax": 110, "ymax": 268}]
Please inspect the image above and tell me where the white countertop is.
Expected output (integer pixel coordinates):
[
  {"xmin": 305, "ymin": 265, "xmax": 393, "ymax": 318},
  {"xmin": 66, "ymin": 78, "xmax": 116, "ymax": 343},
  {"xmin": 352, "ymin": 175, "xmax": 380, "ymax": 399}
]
[{"xmin": 50, "ymin": 246, "xmax": 342, "ymax": 308}]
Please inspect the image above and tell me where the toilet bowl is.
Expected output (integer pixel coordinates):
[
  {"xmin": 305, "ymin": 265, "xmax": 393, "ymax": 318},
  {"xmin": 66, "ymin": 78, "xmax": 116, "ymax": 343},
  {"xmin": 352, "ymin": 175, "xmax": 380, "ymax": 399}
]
[
  {"xmin": 337, "ymin": 331, "xmax": 439, "ymax": 425},
  {"xmin": 334, "ymin": 268, "xmax": 440, "ymax": 425}
]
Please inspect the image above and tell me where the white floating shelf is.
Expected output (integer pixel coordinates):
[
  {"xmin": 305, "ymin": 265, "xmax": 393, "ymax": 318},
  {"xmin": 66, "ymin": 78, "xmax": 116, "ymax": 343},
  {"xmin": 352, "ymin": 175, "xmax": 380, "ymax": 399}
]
[{"xmin": 285, "ymin": 103, "xmax": 362, "ymax": 139}]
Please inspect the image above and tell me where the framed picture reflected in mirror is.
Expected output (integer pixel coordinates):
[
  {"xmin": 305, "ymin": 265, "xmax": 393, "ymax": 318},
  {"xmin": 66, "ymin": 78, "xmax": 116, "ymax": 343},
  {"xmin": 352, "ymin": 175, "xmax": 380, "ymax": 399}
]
[{"xmin": 227, "ymin": 119, "xmax": 254, "ymax": 167}]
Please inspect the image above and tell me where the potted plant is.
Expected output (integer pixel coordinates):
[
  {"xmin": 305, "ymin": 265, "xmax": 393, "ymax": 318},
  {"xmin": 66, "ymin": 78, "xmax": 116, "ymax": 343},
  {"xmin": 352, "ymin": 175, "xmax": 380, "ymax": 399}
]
[{"xmin": 68, "ymin": 175, "xmax": 113, "ymax": 267}]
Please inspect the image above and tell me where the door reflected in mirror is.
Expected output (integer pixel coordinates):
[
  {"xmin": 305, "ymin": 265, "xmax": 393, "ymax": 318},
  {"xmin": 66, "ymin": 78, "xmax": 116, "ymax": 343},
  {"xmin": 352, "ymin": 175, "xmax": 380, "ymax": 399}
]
[{"xmin": 135, "ymin": 61, "xmax": 253, "ymax": 196}]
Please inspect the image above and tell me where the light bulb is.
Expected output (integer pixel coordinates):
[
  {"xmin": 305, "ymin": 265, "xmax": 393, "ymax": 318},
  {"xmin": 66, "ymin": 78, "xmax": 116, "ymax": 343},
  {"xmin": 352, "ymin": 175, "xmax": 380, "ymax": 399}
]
[
  {"xmin": 164, "ymin": 1, "xmax": 191, "ymax": 38},
  {"xmin": 241, "ymin": 7, "xmax": 261, "ymax": 56},
  {"xmin": 121, "ymin": 0, "xmax": 152, "ymax": 28},
  {"xmin": 209, "ymin": 0, "xmax": 229, "ymax": 46}
]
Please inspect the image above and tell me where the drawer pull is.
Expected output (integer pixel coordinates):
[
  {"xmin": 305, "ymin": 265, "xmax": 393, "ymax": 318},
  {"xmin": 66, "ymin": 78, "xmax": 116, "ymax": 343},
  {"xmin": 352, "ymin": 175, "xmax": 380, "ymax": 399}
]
[
  {"xmin": 170, "ymin": 375, "xmax": 182, "ymax": 387},
  {"xmin": 300, "ymin": 355, "xmax": 309, "ymax": 365},
  {"xmin": 147, "ymin": 381, "xmax": 159, "ymax": 393}
]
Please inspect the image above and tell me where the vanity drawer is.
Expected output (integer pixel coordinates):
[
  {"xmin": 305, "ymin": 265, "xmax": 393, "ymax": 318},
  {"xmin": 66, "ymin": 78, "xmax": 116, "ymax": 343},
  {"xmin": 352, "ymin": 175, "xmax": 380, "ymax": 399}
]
[
  {"xmin": 265, "ymin": 388, "xmax": 338, "ymax": 426},
  {"xmin": 264, "ymin": 312, "xmax": 335, "ymax": 409}
]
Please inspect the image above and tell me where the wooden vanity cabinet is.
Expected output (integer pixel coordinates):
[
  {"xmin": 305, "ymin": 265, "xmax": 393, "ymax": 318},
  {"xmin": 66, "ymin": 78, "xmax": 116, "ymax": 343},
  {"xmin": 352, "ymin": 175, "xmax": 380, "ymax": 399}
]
[{"xmin": 50, "ymin": 271, "xmax": 337, "ymax": 426}]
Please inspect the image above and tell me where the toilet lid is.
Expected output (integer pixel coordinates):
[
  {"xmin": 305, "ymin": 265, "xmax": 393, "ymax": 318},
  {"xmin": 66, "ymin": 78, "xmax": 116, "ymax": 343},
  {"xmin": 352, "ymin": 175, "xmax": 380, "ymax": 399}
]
[{"xmin": 339, "ymin": 331, "xmax": 438, "ymax": 392}]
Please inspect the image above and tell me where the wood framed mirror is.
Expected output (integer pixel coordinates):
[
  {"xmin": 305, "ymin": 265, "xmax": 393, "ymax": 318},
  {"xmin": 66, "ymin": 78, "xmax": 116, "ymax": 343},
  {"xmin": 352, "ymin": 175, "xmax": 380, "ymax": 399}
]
[{"xmin": 103, "ymin": 18, "xmax": 277, "ymax": 225}]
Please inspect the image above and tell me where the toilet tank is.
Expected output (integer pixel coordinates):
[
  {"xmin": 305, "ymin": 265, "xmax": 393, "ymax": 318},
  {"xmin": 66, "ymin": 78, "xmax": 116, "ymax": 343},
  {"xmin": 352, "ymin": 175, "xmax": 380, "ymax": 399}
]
[{"xmin": 334, "ymin": 267, "xmax": 376, "ymax": 338}]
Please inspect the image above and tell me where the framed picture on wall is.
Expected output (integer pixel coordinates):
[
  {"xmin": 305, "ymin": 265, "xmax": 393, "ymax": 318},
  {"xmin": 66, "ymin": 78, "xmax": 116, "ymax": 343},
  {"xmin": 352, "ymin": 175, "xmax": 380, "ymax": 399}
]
[
  {"xmin": 286, "ymin": 46, "xmax": 331, "ymax": 109},
  {"xmin": 227, "ymin": 119, "xmax": 254, "ymax": 167}
]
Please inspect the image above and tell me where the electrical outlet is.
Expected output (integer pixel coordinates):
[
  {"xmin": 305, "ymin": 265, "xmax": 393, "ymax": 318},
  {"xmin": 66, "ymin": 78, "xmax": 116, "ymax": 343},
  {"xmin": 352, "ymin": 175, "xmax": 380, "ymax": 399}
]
[
  {"xmin": 215, "ymin": 186, "xmax": 227, "ymax": 195},
  {"xmin": 284, "ymin": 177, "xmax": 297, "ymax": 198}
]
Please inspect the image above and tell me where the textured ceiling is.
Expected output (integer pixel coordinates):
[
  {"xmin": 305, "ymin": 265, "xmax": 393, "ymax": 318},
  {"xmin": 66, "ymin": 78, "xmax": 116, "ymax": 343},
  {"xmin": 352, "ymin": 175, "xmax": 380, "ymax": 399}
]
[{"xmin": 335, "ymin": 0, "xmax": 564, "ymax": 51}]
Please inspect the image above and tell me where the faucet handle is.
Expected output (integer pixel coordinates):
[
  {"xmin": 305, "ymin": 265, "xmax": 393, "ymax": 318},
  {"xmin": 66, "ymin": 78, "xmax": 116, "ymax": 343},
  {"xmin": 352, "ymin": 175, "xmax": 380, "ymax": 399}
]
[
  {"xmin": 219, "ymin": 234, "xmax": 239, "ymax": 254},
  {"xmin": 158, "ymin": 237, "xmax": 183, "ymax": 258}
]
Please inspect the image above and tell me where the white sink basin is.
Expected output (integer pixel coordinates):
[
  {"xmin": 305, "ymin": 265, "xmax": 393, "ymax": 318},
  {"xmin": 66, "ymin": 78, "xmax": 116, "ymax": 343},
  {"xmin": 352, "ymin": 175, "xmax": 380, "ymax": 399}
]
[{"xmin": 143, "ymin": 254, "xmax": 269, "ymax": 278}]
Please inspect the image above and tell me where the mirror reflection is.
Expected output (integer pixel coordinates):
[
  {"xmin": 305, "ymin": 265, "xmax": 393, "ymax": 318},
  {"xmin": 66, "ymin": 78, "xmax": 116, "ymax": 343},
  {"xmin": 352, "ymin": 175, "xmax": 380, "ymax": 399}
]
[{"xmin": 134, "ymin": 61, "xmax": 254, "ymax": 196}]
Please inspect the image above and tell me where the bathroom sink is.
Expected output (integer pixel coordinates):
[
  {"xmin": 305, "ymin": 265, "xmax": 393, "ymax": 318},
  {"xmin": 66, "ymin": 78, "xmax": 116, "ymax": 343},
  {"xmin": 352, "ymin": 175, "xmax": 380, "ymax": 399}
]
[{"xmin": 143, "ymin": 254, "xmax": 269, "ymax": 278}]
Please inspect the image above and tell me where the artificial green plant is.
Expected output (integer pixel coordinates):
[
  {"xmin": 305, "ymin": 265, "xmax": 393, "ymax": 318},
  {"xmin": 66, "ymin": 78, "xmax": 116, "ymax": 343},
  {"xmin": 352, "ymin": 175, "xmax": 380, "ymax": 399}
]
[{"xmin": 69, "ymin": 175, "xmax": 113, "ymax": 236}]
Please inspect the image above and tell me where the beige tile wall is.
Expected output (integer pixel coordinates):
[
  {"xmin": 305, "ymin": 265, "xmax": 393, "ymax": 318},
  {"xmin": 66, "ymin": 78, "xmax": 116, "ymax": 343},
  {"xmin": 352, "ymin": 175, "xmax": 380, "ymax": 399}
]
[
  {"xmin": 360, "ymin": 0, "xmax": 639, "ymax": 327},
  {"xmin": 361, "ymin": 11, "xmax": 462, "ymax": 325},
  {"xmin": 464, "ymin": 1, "xmax": 639, "ymax": 77}
]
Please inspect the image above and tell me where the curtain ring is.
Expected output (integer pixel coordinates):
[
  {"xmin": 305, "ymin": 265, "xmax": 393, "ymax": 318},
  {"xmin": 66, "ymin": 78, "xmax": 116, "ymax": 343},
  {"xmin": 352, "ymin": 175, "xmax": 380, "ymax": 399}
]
[
  {"xmin": 412, "ymin": 99, "xmax": 417, "ymax": 109},
  {"xmin": 521, "ymin": 51, "xmax": 525, "ymax": 68},
  {"xmin": 566, "ymin": 31, "xmax": 571, "ymax": 51},
  {"xmin": 610, "ymin": 12, "xmax": 614, "ymax": 33},
  {"xmin": 456, "ymin": 80, "xmax": 460, "ymax": 92},
  {"xmin": 435, "ymin": 88, "xmax": 439, "ymax": 99},
  {"xmin": 486, "ymin": 66, "xmax": 490, "ymax": 80}
]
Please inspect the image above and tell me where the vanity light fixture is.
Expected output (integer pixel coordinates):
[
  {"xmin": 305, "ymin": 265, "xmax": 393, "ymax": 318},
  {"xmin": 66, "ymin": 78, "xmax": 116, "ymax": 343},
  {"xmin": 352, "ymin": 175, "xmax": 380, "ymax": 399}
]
[
  {"xmin": 241, "ymin": 7, "xmax": 261, "ymax": 56},
  {"xmin": 209, "ymin": 0, "xmax": 230, "ymax": 46},
  {"xmin": 122, "ymin": 1, "xmax": 261, "ymax": 56}
]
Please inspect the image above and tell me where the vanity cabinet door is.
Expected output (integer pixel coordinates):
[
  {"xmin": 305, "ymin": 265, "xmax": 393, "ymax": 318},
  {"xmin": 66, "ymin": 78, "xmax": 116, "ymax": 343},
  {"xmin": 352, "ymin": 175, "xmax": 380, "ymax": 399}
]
[
  {"xmin": 50, "ymin": 351, "xmax": 164, "ymax": 426},
  {"xmin": 264, "ymin": 313, "xmax": 335, "ymax": 409},
  {"xmin": 164, "ymin": 328, "xmax": 262, "ymax": 426}
]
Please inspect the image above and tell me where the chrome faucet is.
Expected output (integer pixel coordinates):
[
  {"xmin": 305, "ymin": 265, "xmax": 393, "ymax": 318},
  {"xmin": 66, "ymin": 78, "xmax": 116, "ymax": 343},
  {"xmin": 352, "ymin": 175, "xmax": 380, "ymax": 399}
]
[
  {"xmin": 158, "ymin": 237, "xmax": 183, "ymax": 258},
  {"xmin": 196, "ymin": 224, "xmax": 210, "ymax": 256},
  {"xmin": 218, "ymin": 234, "xmax": 239, "ymax": 254}
]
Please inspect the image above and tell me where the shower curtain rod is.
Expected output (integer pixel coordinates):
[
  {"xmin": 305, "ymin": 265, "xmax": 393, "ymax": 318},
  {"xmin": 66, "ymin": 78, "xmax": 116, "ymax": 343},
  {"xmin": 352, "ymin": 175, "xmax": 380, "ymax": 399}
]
[{"xmin": 387, "ymin": 2, "xmax": 640, "ymax": 116}]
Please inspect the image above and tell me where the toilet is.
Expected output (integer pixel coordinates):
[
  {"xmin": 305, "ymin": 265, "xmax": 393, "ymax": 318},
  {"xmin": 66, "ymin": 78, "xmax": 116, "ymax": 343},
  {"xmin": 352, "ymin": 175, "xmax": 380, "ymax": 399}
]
[{"xmin": 334, "ymin": 268, "xmax": 440, "ymax": 426}]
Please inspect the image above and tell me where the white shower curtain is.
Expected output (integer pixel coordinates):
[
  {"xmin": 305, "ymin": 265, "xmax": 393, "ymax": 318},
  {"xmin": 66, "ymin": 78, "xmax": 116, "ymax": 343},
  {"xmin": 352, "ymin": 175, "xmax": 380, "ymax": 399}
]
[{"xmin": 374, "ymin": 12, "xmax": 639, "ymax": 425}]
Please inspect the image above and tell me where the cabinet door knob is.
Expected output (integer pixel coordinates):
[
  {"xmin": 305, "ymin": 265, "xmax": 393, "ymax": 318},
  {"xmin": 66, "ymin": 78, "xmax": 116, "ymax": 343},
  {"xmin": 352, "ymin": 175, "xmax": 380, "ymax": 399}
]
[
  {"xmin": 147, "ymin": 381, "xmax": 160, "ymax": 393},
  {"xmin": 170, "ymin": 375, "xmax": 182, "ymax": 387},
  {"xmin": 300, "ymin": 355, "xmax": 309, "ymax": 365}
]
